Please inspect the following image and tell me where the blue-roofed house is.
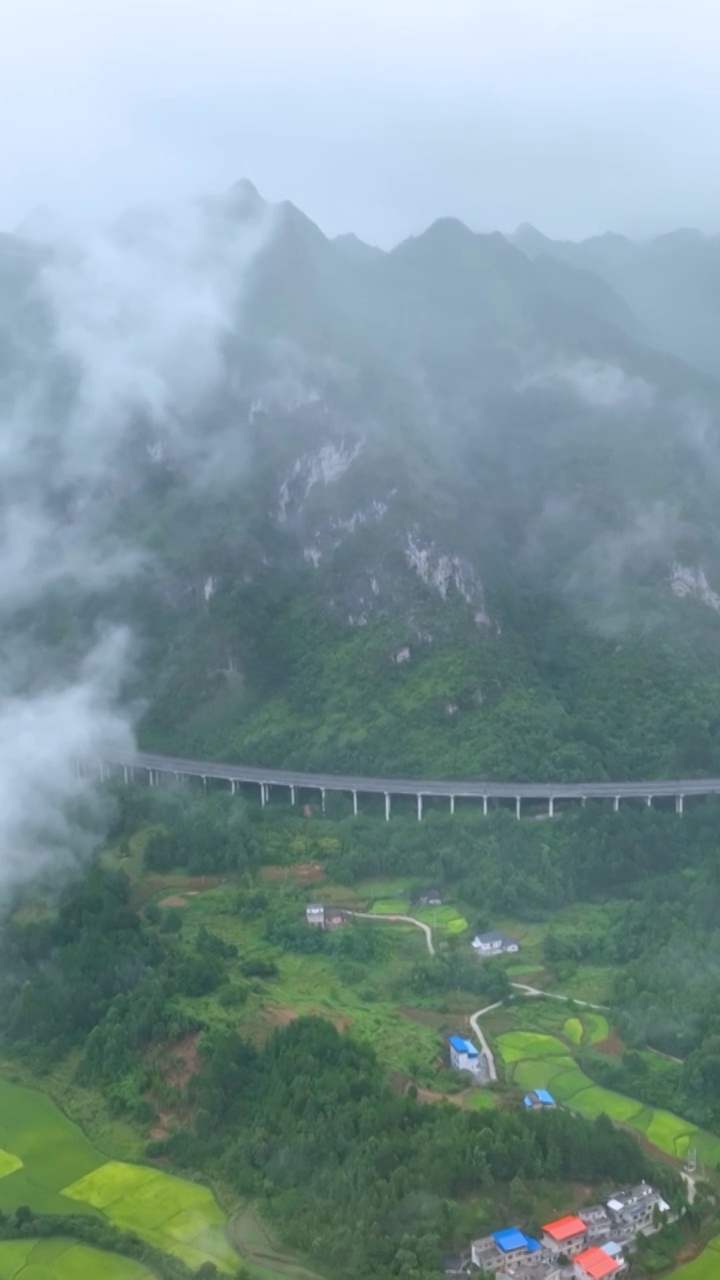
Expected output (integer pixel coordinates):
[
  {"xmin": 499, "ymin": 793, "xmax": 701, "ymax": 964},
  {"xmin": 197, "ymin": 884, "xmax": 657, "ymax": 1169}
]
[
  {"xmin": 445, "ymin": 1034, "xmax": 479, "ymax": 1075},
  {"xmin": 448, "ymin": 1035, "xmax": 481, "ymax": 1076},
  {"xmin": 523, "ymin": 1088, "xmax": 557, "ymax": 1109},
  {"xmin": 471, "ymin": 1227, "xmax": 540, "ymax": 1271}
]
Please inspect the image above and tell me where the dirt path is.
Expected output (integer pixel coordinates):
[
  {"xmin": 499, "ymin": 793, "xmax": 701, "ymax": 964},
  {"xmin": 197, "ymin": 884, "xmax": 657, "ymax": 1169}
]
[
  {"xmin": 346, "ymin": 911, "xmax": 435, "ymax": 955},
  {"xmin": 509, "ymin": 981, "xmax": 608, "ymax": 1010}
]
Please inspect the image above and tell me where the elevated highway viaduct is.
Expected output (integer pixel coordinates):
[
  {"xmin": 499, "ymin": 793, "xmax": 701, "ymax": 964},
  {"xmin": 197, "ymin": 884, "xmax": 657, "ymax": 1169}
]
[{"xmin": 95, "ymin": 750, "xmax": 719, "ymax": 819}]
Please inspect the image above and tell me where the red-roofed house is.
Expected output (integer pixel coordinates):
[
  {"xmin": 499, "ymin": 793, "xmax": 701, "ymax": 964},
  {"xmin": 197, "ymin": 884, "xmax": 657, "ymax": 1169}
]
[
  {"xmin": 574, "ymin": 1245, "xmax": 622, "ymax": 1279},
  {"xmin": 541, "ymin": 1214, "xmax": 588, "ymax": 1256}
]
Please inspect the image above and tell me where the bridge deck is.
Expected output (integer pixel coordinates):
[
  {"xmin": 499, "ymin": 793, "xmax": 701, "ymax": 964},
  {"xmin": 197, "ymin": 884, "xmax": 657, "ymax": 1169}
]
[{"xmin": 102, "ymin": 750, "xmax": 720, "ymax": 800}]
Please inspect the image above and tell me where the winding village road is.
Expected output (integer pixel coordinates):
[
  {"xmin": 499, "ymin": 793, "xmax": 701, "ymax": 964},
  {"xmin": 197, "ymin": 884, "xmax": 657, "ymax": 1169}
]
[
  {"xmin": 346, "ymin": 911, "xmax": 435, "ymax": 956},
  {"xmin": 469, "ymin": 985, "xmax": 609, "ymax": 1083}
]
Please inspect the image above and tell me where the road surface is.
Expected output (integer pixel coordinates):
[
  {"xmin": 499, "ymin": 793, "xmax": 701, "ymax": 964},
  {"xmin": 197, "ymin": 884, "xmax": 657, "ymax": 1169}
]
[
  {"xmin": 347, "ymin": 911, "xmax": 435, "ymax": 955},
  {"xmin": 102, "ymin": 749, "xmax": 720, "ymax": 803},
  {"xmin": 469, "ymin": 985, "xmax": 609, "ymax": 1084}
]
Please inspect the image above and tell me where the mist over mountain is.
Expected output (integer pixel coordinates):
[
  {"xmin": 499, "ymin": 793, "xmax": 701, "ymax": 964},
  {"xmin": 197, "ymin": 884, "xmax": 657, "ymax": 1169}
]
[
  {"xmin": 510, "ymin": 221, "xmax": 720, "ymax": 379},
  {"xmin": 3, "ymin": 181, "xmax": 720, "ymax": 814}
]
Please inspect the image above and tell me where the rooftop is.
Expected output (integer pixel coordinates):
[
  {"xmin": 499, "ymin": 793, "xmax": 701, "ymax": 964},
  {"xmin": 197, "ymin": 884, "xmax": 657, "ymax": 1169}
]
[
  {"xmin": 472, "ymin": 930, "xmax": 517, "ymax": 945},
  {"xmin": 448, "ymin": 1035, "xmax": 478, "ymax": 1056},
  {"xmin": 542, "ymin": 1214, "xmax": 587, "ymax": 1241},
  {"xmin": 524, "ymin": 1088, "xmax": 555, "ymax": 1107},
  {"xmin": 574, "ymin": 1245, "xmax": 621, "ymax": 1278},
  {"xmin": 491, "ymin": 1227, "xmax": 540, "ymax": 1254}
]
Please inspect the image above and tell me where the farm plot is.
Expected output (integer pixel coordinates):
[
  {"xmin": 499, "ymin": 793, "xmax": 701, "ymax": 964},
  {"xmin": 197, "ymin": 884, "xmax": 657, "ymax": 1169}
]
[
  {"xmin": 62, "ymin": 1162, "xmax": 237, "ymax": 1272},
  {"xmin": 672, "ymin": 1235, "xmax": 720, "ymax": 1278},
  {"xmin": 368, "ymin": 897, "xmax": 468, "ymax": 935},
  {"xmin": 563, "ymin": 1017, "xmax": 583, "ymax": 1045},
  {"xmin": 0, "ymin": 1080, "xmax": 238, "ymax": 1273},
  {"xmin": 0, "ymin": 1237, "xmax": 155, "ymax": 1279},
  {"xmin": 496, "ymin": 1029, "xmax": 720, "ymax": 1163}
]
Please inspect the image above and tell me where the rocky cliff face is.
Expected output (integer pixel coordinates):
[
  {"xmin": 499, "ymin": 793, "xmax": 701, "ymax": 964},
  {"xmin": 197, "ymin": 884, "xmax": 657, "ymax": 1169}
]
[{"xmin": 5, "ymin": 183, "xmax": 720, "ymax": 778}]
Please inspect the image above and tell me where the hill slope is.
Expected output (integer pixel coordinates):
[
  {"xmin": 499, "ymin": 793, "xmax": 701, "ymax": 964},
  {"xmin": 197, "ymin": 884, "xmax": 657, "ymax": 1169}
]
[{"xmin": 6, "ymin": 184, "xmax": 720, "ymax": 780}]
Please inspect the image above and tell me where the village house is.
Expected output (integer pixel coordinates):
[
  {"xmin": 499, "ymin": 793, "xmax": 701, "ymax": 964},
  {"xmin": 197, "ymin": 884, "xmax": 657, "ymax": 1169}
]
[
  {"xmin": 578, "ymin": 1205, "xmax": 612, "ymax": 1239},
  {"xmin": 324, "ymin": 908, "xmax": 347, "ymax": 929},
  {"xmin": 541, "ymin": 1215, "xmax": 588, "ymax": 1257},
  {"xmin": 448, "ymin": 1035, "xmax": 484, "ymax": 1077},
  {"xmin": 415, "ymin": 886, "xmax": 443, "ymax": 905},
  {"xmin": 471, "ymin": 930, "xmax": 519, "ymax": 956},
  {"xmin": 605, "ymin": 1183, "xmax": 670, "ymax": 1235},
  {"xmin": 523, "ymin": 1089, "xmax": 556, "ymax": 1110},
  {"xmin": 471, "ymin": 1227, "xmax": 541, "ymax": 1273},
  {"xmin": 573, "ymin": 1244, "xmax": 624, "ymax": 1279},
  {"xmin": 305, "ymin": 903, "xmax": 346, "ymax": 929}
]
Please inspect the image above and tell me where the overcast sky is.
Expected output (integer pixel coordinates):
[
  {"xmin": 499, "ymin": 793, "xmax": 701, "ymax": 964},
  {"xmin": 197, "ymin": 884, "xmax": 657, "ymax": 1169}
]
[{"xmin": 3, "ymin": 0, "xmax": 720, "ymax": 246}]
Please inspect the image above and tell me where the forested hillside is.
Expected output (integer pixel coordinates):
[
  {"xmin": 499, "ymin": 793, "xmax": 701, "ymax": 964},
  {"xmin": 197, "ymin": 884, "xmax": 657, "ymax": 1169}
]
[{"xmin": 6, "ymin": 184, "xmax": 720, "ymax": 780}]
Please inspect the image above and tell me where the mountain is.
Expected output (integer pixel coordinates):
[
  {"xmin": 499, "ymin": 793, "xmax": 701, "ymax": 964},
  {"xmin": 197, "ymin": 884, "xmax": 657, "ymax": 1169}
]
[
  {"xmin": 6, "ymin": 183, "xmax": 720, "ymax": 782},
  {"xmin": 510, "ymin": 222, "xmax": 720, "ymax": 379}
]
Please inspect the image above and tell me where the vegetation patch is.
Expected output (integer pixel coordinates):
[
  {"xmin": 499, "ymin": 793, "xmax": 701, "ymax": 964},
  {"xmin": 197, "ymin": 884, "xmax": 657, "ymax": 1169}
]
[
  {"xmin": 0, "ymin": 1081, "xmax": 238, "ymax": 1273},
  {"xmin": 62, "ymin": 1162, "xmax": 236, "ymax": 1272},
  {"xmin": 672, "ymin": 1237, "xmax": 720, "ymax": 1278},
  {"xmin": 583, "ymin": 1013, "xmax": 610, "ymax": 1044},
  {"xmin": 563, "ymin": 1017, "xmax": 583, "ymax": 1045},
  {"xmin": 497, "ymin": 1031, "xmax": 573, "ymax": 1063},
  {"xmin": 0, "ymin": 1238, "xmax": 155, "ymax": 1280}
]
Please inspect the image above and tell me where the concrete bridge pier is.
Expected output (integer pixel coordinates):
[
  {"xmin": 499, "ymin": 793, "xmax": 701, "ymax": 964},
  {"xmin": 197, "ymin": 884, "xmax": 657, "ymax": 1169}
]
[
  {"xmin": 260, "ymin": 783, "xmax": 267, "ymax": 807},
  {"xmin": 676, "ymin": 794, "xmax": 684, "ymax": 815},
  {"xmin": 548, "ymin": 796, "xmax": 554, "ymax": 817},
  {"xmin": 613, "ymin": 796, "xmax": 620, "ymax": 812},
  {"xmin": 384, "ymin": 792, "xmax": 391, "ymax": 821},
  {"xmin": 515, "ymin": 796, "xmax": 521, "ymax": 820},
  {"xmin": 482, "ymin": 796, "xmax": 488, "ymax": 816},
  {"xmin": 417, "ymin": 793, "xmax": 423, "ymax": 821},
  {"xmin": 201, "ymin": 775, "xmax": 207, "ymax": 791},
  {"xmin": 123, "ymin": 766, "xmax": 129, "ymax": 785},
  {"xmin": 321, "ymin": 788, "xmax": 326, "ymax": 813},
  {"xmin": 352, "ymin": 790, "xmax": 358, "ymax": 816},
  {"xmin": 450, "ymin": 795, "xmax": 455, "ymax": 815},
  {"xmin": 290, "ymin": 785, "xmax": 296, "ymax": 805},
  {"xmin": 646, "ymin": 794, "xmax": 653, "ymax": 807},
  {"xmin": 230, "ymin": 779, "xmax": 237, "ymax": 795}
]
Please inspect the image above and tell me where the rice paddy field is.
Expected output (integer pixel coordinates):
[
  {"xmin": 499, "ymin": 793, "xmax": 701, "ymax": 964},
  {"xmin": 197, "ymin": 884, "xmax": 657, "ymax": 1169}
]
[
  {"xmin": 364, "ymin": 892, "xmax": 468, "ymax": 935},
  {"xmin": 0, "ymin": 1238, "xmax": 155, "ymax": 1280},
  {"xmin": 496, "ymin": 1024, "xmax": 720, "ymax": 1166},
  {"xmin": 671, "ymin": 1236, "xmax": 720, "ymax": 1278},
  {"xmin": 0, "ymin": 1079, "xmax": 239, "ymax": 1274}
]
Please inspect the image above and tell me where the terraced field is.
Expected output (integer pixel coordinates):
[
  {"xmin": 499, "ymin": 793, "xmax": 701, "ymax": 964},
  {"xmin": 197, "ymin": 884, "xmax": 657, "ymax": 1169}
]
[
  {"xmin": 0, "ymin": 1238, "xmax": 155, "ymax": 1279},
  {"xmin": 0, "ymin": 1080, "xmax": 238, "ymax": 1274},
  {"xmin": 367, "ymin": 898, "xmax": 468, "ymax": 934},
  {"xmin": 497, "ymin": 1029, "xmax": 720, "ymax": 1165}
]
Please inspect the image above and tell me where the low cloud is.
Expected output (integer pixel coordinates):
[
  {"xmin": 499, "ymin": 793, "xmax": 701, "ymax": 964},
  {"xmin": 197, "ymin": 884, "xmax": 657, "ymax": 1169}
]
[
  {"xmin": 521, "ymin": 358, "xmax": 655, "ymax": 411},
  {"xmin": 0, "ymin": 193, "xmax": 272, "ymax": 897}
]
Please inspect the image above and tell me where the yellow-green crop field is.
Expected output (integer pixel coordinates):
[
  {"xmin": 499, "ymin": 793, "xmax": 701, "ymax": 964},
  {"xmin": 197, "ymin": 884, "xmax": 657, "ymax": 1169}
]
[
  {"xmin": 497, "ymin": 1029, "xmax": 720, "ymax": 1165},
  {"xmin": 367, "ymin": 896, "xmax": 468, "ymax": 934},
  {"xmin": 671, "ymin": 1235, "xmax": 720, "ymax": 1277},
  {"xmin": 563, "ymin": 1017, "xmax": 583, "ymax": 1045},
  {"xmin": 0, "ymin": 1237, "xmax": 155, "ymax": 1279},
  {"xmin": 0, "ymin": 1079, "xmax": 238, "ymax": 1274}
]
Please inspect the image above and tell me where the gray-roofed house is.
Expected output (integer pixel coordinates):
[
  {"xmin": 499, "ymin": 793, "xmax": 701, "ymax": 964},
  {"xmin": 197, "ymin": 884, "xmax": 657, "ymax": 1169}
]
[{"xmin": 472, "ymin": 930, "xmax": 519, "ymax": 955}]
